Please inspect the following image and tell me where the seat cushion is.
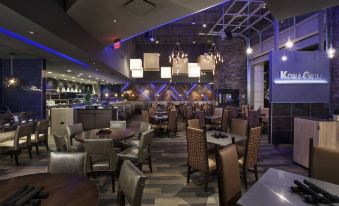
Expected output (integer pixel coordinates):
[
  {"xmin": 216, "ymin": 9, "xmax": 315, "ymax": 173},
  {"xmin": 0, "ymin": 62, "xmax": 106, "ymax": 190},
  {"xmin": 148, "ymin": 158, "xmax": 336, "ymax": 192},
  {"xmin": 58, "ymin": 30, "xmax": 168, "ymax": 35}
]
[
  {"xmin": 118, "ymin": 147, "xmax": 138, "ymax": 161},
  {"xmin": 0, "ymin": 131, "xmax": 15, "ymax": 143},
  {"xmin": 0, "ymin": 139, "xmax": 27, "ymax": 151},
  {"xmin": 122, "ymin": 139, "xmax": 140, "ymax": 148},
  {"xmin": 208, "ymin": 154, "xmax": 217, "ymax": 171}
]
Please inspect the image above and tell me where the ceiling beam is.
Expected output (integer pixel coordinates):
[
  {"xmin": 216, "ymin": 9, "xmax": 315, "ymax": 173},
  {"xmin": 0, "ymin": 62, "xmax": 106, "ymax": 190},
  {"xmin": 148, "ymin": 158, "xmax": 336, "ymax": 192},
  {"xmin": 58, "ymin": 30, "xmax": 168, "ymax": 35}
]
[
  {"xmin": 208, "ymin": 0, "xmax": 238, "ymax": 34},
  {"xmin": 231, "ymin": 3, "xmax": 264, "ymax": 32},
  {"xmin": 239, "ymin": 10, "xmax": 270, "ymax": 33}
]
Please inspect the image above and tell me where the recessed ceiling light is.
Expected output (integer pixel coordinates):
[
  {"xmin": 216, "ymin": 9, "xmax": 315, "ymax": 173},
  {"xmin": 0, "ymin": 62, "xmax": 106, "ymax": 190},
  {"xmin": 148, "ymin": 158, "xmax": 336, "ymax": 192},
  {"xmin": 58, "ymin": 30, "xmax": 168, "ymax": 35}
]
[
  {"xmin": 28, "ymin": 31, "xmax": 35, "ymax": 35},
  {"xmin": 192, "ymin": 22, "xmax": 196, "ymax": 25},
  {"xmin": 95, "ymin": 68, "xmax": 99, "ymax": 71},
  {"xmin": 88, "ymin": 76, "xmax": 92, "ymax": 78},
  {"xmin": 193, "ymin": 41, "xmax": 196, "ymax": 44},
  {"xmin": 101, "ymin": 79, "xmax": 105, "ymax": 81},
  {"xmin": 155, "ymin": 40, "xmax": 159, "ymax": 44},
  {"xmin": 61, "ymin": 74, "xmax": 65, "ymax": 77},
  {"xmin": 95, "ymin": 77, "xmax": 99, "ymax": 80},
  {"xmin": 47, "ymin": 71, "xmax": 52, "ymax": 74},
  {"xmin": 79, "ymin": 73, "xmax": 83, "ymax": 76},
  {"xmin": 72, "ymin": 77, "xmax": 75, "ymax": 79},
  {"xmin": 67, "ymin": 69, "xmax": 72, "ymax": 72},
  {"xmin": 113, "ymin": 19, "xmax": 117, "ymax": 23},
  {"xmin": 202, "ymin": 23, "xmax": 207, "ymax": 28},
  {"xmin": 81, "ymin": 78, "xmax": 84, "ymax": 80},
  {"xmin": 92, "ymin": 62, "xmax": 96, "ymax": 64},
  {"xmin": 53, "ymin": 77, "xmax": 57, "ymax": 78},
  {"xmin": 63, "ymin": 79, "xmax": 67, "ymax": 81}
]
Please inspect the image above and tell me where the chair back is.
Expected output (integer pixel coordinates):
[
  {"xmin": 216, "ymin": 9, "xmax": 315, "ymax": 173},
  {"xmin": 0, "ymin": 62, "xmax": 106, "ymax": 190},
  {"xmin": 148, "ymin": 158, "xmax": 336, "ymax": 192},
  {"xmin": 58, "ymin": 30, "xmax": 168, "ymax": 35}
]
[
  {"xmin": 167, "ymin": 111, "xmax": 177, "ymax": 131},
  {"xmin": 148, "ymin": 107, "xmax": 155, "ymax": 117},
  {"xmin": 36, "ymin": 120, "xmax": 49, "ymax": 134},
  {"xmin": 218, "ymin": 144, "xmax": 241, "ymax": 205},
  {"xmin": 187, "ymin": 119, "xmax": 200, "ymax": 129},
  {"xmin": 84, "ymin": 139, "xmax": 116, "ymax": 170},
  {"xmin": 48, "ymin": 152, "xmax": 87, "ymax": 175},
  {"xmin": 53, "ymin": 134, "xmax": 68, "ymax": 151},
  {"xmin": 221, "ymin": 110, "xmax": 229, "ymax": 131},
  {"xmin": 309, "ymin": 139, "xmax": 339, "ymax": 185},
  {"xmin": 186, "ymin": 106, "xmax": 193, "ymax": 120},
  {"xmin": 119, "ymin": 160, "xmax": 146, "ymax": 206},
  {"xmin": 141, "ymin": 111, "xmax": 150, "ymax": 123},
  {"xmin": 197, "ymin": 111, "xmax": 206, "ymax": 130},
  {"xmin": 186, "ymin": 127, "xmax": 208, "ymax": 173},
  {"xmin": 228, "ymin": 106, "xmax": 238, "ymax": 119},
  {"xmin": 231, "ymin": 119, "xmax": 248, "ymax": 136},
  {"xmin": 214, "ymin": 107, "xmax": 223, "ymax": 117},
  {"xmin": 248, "ymin": 110, "xmax": 260, "ymax": 128},
  {"xmin": 66, "ymin": 123, "xmax": 83, "ymax": 147},
  {"xmin": 139, "ymin": 122, "xmax": 151, "ymax": 134},
  {"xmin": 205, "ymin": 106, "xmax": 213, "ymax": 116},
  {"xmin": 110, "ymin": 120, "xmax": 127, "ymax": 129},
  {"xmin": 243, "ymin": 127, "xmax": 261, "ymax": 168},
  {"xmin": 14, "ymin": 124, "xmax": 33, "ymax": 150},
  {"xmin": 138, "ymin": 129, "xmax": 154, "ymax": 163}
]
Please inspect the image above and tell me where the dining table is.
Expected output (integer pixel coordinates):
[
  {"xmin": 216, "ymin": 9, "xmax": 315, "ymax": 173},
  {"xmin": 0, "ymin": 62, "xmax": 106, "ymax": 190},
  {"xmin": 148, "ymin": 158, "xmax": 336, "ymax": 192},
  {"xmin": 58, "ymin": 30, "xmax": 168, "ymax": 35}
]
[
  {"xmin": 0, "ymin": 173, "xmax": 99, "ymax": 206},
  {"xmin": 74, "ymin": 128, "xmax": 135, "ymax": 142},
  {"xmin": 206, "ymin": 130, "xmax": 247, "ymax": 146},
  {"xmin": 237, "ymin": 168, "xmax": 339, "ymax": 206}
]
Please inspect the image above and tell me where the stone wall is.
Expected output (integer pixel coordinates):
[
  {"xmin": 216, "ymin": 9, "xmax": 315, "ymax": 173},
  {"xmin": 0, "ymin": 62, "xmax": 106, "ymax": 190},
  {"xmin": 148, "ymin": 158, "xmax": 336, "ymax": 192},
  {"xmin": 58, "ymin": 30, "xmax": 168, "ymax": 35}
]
[
  {"xmin": 214, "ymin": 37, "xmax": 247, "ymax": 106},
  {"xmin": 331, "ymin": 6, "xmax": 339, "ymax": 112}
]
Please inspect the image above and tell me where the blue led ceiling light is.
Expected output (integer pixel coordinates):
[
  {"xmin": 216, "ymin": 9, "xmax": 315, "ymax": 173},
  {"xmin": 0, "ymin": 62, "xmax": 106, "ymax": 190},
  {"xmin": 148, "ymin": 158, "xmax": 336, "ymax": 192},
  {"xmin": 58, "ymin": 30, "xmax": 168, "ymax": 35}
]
[{"xmin": 0, "ymin": 27, "xmax": 89, "ymax": 68}]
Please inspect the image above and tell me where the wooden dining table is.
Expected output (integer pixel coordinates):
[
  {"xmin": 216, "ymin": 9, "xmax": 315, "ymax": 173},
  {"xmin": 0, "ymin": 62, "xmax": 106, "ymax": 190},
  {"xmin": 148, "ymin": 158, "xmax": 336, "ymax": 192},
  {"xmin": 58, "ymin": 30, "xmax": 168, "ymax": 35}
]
[
  {"xmin": 0, "ymin": 173, "xmax": 98, "ymax": 206},
  {"xmin": 74, "ymin": 128, "xmax": 135, "ymax": 142},
  {"xmin": 206, "ymin": 130, "xmax": 246, "ymax": 146}
]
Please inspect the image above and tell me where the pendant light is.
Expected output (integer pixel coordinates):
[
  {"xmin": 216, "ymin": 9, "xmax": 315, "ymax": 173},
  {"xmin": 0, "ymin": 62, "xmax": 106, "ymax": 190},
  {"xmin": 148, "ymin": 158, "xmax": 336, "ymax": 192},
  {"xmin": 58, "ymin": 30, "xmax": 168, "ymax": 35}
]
[
  {"xmin": 245, "ymin": 1, "xmax": 253, "ymax": 56},
  {"xmin": 169, "ymin": 42, "xmax": 188, "ymax": 75},
  {"xmin": 4, "ymin": 53, "xmax": 20, "ymax": 88},
  {"xmin": 327, "ymin": 8, "xmax": 336, "ymax": 59}
]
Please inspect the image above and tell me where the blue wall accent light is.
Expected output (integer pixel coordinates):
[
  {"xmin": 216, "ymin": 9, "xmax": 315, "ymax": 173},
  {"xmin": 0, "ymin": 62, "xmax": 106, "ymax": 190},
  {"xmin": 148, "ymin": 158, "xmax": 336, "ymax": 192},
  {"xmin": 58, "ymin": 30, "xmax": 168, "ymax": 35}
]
[{"xmin": 0, "ymin": 27, "xmax": 89, "ymax": 68}]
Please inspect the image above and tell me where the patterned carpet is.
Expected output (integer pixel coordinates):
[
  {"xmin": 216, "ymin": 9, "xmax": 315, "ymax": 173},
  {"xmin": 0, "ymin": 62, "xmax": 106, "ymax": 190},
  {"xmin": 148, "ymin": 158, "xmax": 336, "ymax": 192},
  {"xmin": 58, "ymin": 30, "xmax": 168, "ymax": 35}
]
[{"xmin": 0, "ymin": 115, "xmax": 307, "ymax": 206}]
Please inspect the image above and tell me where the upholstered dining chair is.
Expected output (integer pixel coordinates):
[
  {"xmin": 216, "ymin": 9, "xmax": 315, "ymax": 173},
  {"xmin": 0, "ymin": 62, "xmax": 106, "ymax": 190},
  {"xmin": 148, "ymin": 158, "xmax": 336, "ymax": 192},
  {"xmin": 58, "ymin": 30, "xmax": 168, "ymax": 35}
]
[
  {"xmin": 53, "ymin": 134, "xmax": 68, "ymax": 152},
  {"xmin": 156, "ymin": 110, "xmax": 177, "ymax": 137},
  {"xmin": 218, "ymin": 110, "xmax": 229, "ymax": 132},
  {"xmin": 84, "ymin": 139, "xmax": 118, "ymax": 192},
  {"xmin": 231, "ymin": 118, "xmax": 248, "ymax": 158},
  {"xmin": 196, "ymin": 111, "xmax": 213, "ymax": 130},
  {"xmin": 186, "ymin": 127, "xmax": 216, "ymax": 192},
  {"xmin": 309, "ymin": 138, "xmax": 339, "ymax": 185},
  {"xmin": 141, "ymin": 110, "xmax": 150, "ymax": 123},
  {"xmin": 185, "ymin": 106, "xmax": 193, "ymax": 120},
  {"xmin": 0, "ymin": 124, "xmax": 33, "ymax": 165},
  {"xmin": 239, "ymin": 126, "xmax": 261, "ymax": 189},
  {"xmin": 118, "ymin": 160, "xmax": 146, "ymax": 206},
  {"xmin": 122, "ymin": 122, "xmax": 151, "ymax": 148},
  {"xmin": 66, "ymin": 123, "xmax": 83, "ymax": 148},
  {"xmin": 187, "ymin": 119, "xmax": 200, "ymax": 129},
  {"xmin": 110, "ymin": 121, "xmax": 127, "ymax": 129},
  {"xmin": 48, "ymin": 152, "xmax": 87, "ymax": 175},
  {"xmin": 247, "ymin": 110, "xmax": 260, "ymax": 128},
  {"xmin": 31, "ymin": 120, "xmax": 49, "ymax": 155},
  {"xmin": 218, "ymin": 144, "xmax": 242, "ymax": 205},
  {"xmin": 118, "ymin": 129, "xmax": 154, "ymax": 172}
]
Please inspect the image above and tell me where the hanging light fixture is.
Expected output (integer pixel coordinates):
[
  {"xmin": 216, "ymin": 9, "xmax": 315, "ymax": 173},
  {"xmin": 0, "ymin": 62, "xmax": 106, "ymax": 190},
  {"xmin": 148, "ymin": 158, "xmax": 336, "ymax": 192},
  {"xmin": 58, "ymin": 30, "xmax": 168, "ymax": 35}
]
[
  {"xmin": 285, "ymin": 37, "xmax": 294, "ymax": 49},
  {"xmin": 245, "ymin": 1, "xmax": 253, "ymax": 56},
  {"xmin": 207, "ymin": 43, "xmax": 223, "ymax": 65},
  {"xmin": 246, "ymin": 46, "xmax": 253, "ymax": 55},
  {"xmin": 4, "ymin": 53, "xmax": 20, "ymax": 88},
  {"xmin": 188, "ymin": 63, "xmax": 201, "ymax": 78},
  {"xmin": 327, "ymin": 44, "xmax": 336, "ymax": 59},
  {"xmin": 169, "ymin": 42, "xmax": 188, "ymax": 75}
]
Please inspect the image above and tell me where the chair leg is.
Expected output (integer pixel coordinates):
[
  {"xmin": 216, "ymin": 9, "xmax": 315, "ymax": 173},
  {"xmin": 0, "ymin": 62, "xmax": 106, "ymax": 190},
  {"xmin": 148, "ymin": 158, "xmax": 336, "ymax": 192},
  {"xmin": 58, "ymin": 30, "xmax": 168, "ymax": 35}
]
[
  {"xmin": 243, "ymin": 168, "xmax": 248, "ymax": 189},
  {"xmin": 187, "ymin": 166, "xmax": 191, "ymax": 183},
  {"xmin": 119, "ymin": 190, "xmax": 125, "ymax": 206},
  {"xmin": 14, "ymin": 151, "xmax": 19, "ymax": 165},
  {"xmin": 111, "ymin": 172, "xmax": 115, "ymax": 193},
  {"xmin": 254, "ymin": 165, "xmax": 259, "ymax": 181},
  {"xmin": 45, "ymin": 140, "xmax": 50, "ymax": 152},
  {"xmin": 35, "ymin": 145, "xmax": 40, "ymax": 155},
  {"xmin": 9, "ymin": 151, "xmax": 13, "ymax": 159},
  {"xmin": 28, "ymin": 146, "xmax": 32, "ymax": 159},
  {"xmin": 204, "ymin": 174, "xmax": 208, "ymax": 192},
  {"xmin": 138, "ymin": 163, "xmax": 142, "ymax": 171},
  {"xmin": 148, "ymin": 157, "xmax": 153, "ymax": 173}
]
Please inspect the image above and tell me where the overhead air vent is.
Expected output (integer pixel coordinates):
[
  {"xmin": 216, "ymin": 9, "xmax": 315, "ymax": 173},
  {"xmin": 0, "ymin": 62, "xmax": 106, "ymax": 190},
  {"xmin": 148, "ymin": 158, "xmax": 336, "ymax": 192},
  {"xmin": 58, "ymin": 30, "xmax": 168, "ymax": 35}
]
[{"xmin": 122, "ymin": 0, "xmax": 157, "ymax": 16}]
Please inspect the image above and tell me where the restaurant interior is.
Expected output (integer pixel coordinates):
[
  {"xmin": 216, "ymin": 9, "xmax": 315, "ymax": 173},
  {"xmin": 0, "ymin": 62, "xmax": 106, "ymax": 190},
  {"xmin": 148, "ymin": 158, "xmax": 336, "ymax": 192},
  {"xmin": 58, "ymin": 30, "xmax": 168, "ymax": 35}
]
[{"xmin": 1, "ymin": 0, "xmax": 339, "ymax": 205}]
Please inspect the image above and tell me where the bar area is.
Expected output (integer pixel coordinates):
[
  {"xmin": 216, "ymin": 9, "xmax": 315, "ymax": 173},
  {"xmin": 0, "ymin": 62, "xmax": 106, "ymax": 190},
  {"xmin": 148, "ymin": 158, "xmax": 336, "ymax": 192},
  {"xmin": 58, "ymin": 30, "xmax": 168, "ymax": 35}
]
[{"xmin": 1, "ymin": 0, "xmax": 339, "ymax": 205}]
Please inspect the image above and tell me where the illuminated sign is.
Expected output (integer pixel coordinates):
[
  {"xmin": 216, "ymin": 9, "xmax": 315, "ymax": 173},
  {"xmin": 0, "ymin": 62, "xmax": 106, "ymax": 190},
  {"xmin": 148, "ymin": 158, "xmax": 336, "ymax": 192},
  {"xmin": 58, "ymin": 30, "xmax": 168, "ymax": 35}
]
[{"xmin": 274, "ymin": 70, "xmax": 327, "ymax": 84}]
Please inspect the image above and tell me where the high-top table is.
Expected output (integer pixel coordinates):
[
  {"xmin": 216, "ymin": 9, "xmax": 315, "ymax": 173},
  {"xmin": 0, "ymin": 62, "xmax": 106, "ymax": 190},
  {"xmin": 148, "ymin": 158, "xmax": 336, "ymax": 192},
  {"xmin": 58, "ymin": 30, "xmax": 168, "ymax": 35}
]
[
  {"xmin": 0, "ymin": 173, "xmax": 98, "ymax": 206},
  {"xmin": 238, "ymin": 168, "xmax": 339, "ymax": 206},
  {"xmin": 74, "ymin": 128, "xmax": 135, "ymax": 142}
]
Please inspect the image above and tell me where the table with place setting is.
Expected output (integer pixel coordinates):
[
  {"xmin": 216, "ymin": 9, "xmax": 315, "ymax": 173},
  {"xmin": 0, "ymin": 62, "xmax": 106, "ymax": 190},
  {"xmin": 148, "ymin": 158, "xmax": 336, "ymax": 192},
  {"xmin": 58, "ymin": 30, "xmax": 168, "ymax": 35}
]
[
  {"xmin": 206, "ymin": 130, "xmax": 246, "ymax": 146},
  {"xmin": 74, "ymin": 128, "xmax": 135, "ymax": 143}
]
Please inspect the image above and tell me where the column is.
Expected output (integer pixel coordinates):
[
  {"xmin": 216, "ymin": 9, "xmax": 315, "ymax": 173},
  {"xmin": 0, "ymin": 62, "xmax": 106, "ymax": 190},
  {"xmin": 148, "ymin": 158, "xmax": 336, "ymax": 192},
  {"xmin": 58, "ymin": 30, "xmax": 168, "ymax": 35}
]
[{"xmin": 253, "ymin": 63, "xmax": 264, "ymax": 110}]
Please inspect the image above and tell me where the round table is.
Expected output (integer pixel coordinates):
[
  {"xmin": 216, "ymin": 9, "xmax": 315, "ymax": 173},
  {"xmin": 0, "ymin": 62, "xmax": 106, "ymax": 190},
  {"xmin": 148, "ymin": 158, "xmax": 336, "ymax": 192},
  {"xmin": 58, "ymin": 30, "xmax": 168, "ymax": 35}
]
[
  {"xmin": 75, "ymin": 128, "xmax": 135, "ymax": 142},
  {"xmin": 0, "ymin": 173, "xmax": 98, "ymax": 206}
]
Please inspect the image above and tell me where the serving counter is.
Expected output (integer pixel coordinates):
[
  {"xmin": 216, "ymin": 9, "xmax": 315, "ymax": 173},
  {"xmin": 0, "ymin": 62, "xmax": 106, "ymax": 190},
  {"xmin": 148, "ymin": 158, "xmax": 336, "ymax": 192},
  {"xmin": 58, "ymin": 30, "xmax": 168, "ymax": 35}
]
[{"xmin": 293, "ymin": 117, "xmax": 339, "ymax": 168}]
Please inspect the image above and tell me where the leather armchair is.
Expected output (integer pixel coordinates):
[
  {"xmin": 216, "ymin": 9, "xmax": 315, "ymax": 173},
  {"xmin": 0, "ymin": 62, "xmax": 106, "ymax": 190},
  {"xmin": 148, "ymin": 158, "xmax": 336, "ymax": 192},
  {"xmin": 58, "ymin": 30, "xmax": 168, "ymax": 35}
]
[
  {"xmin": 110, "ymin": 121, "xmax": 127, "ymax": 129},
  {"xmin": 118, "ymin": 160, "xmax": 146, "ymax": 206},
  {"xmin": 218, "ymin": 144, "xmax": 242, "ymax": 205},
  {"xmin": 84, "ymin": 139, "xmax": 118, "ymax": 192},
  {"xmin": 48, "ymin": 152, "xmax": 87, "ymax": 175},
  {"xmin": 0, "ymin": 124, "xmax": 33, "ymax": 165}
]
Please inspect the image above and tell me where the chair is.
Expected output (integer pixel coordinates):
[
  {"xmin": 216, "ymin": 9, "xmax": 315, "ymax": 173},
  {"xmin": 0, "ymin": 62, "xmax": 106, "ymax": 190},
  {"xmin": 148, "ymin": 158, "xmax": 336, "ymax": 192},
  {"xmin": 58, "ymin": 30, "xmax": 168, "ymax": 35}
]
[
  {"xmin": 248, "ymin": 110, "xmax": 260, "ymax": 128},
  {"xmin": 110, "ymin": 121, "xmax": 127, "ymax": 129},
  {"xmin": 219, "ymin": 110, "xmax": 229, "ymax": 132},
  {"xmin": 218, "ymin": 144, "xmax": 242, "ymax": 205},
  {"xmin": 48, "ymin": 152, "xmax": 87, "ymax": 175},
  {"xmin": 156, "ymin": 110, "xmax": 177, "ymax": 137},
  {"xmin": 186, "ymin": 127, "xmax": 216, "ymax": 191},
  {"xmin": 231, "ymin": 119, "xmax": 248, "ymax": 136},
  {"xmin": 196, "ymin": 111, "xmax": 213, "ymax": 130},
  {"xmin": 187, "ymin": 119, "xmax": 200, "ymax": 129},
  {"xmin": 84, "ymin": 139, "xmax": 118, "ymax": 192},
  {"xmin": 309, "ymin": 138, "xmax": 339, "ymax": 185},
  {"xmin": 141, "ymin": 110, "xmax": 150, "ymax": 123},
  {"xmin": 32, "ymin": 120, "xmax": 49, "ymax": 155},
  {"xmin": 228, "ymin": 106, "xmax": 238, "ymax": 120},
  {"xmin": 118, "ymin": 160, "xmax": 146, "ymax": 206},
  {"xmin": 0, "ymin": 124, "xmax": 33, "ymax": 165},
  {"xmin": 118, "ymin": 129, "xmax": 154, "ymax": 172},
  {"xmin": 239, "ymin": 127, "xmax": 261, "ymax": 189},
  {"xmin": 66, "ymin": 123, "xmax": 83, "ymax": 148},
  {"xmin": 185, "ymin": 106, "xmax": 193, "ymax": 120},
  {"xmin": 214, "ymin": 107, "xmax": 223, "ymax": 117},
  {"xmin": 53, "ymin": 134, "xmax": 68, "ymax": 151},
  {"xmin": 122, "ymin": 122, "xmax": 151, "ymax": 148}
]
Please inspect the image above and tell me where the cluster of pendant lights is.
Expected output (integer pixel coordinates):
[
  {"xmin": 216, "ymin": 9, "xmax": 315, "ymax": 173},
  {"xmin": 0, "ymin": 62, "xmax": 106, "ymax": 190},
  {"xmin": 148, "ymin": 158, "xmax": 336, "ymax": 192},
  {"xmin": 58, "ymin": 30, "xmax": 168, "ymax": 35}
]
[
  {"xmin": 4, "ymin": 54, "xmax": 20, "ymax": 88},
  {"xmin": 130, "ymin": 42, "xmax": 223, "ymax": 79}
]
